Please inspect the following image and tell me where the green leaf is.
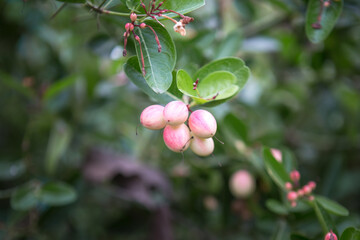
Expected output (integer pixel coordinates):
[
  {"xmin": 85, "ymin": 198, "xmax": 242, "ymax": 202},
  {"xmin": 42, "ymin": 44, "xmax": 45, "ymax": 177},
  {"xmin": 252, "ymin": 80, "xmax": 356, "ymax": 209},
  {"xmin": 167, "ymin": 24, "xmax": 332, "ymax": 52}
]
[
  {"xmin": 316, "ymin": 195, "xmax": 349, "ymax": 216},
  {"xmin": 266, "ymin": 199, "xmax": 288, "ymax": 215},
  {"xmin": 215, "ymin": 30, "xmax": 242, "ymax": 59},
  {"xmin": 39, "ymin": 182, "xmax": 77, "ymax": 206},
  {"xmin": 45, "ymin": 120, "xmax": 72, "ymax": 175},
  {"xmin": 11, "ymin": 183, "xmax": 39, "ymax": 211},
  {"xmin": 56, "ymin": 0, "xmax": 85, "ymax": 3},
  {"xmin": 162, "ymin": 0, "xmax": 205, "ymax": 15},
  {"xmin": 305, "ymin": 0, "xmax": 343, "ymax": 43},
  {"xmin": 290, "ymin": 234, "xmax": 311, "ymax": 240},
  {"xmin": 313, "ymin": 200, "xmax": 338, "ymax": 235},
  {"xmin": 124, "ymin": 56, "xmax": 181, "ymax": 104},
  {"xmin": 133, "ymin": 20, "xmax": 176, "ymax": 93},
  {"xmin": 126, "ymin": 0, "xmax": 140, "ymax": 11},
  {"xmin": 0, "ymin": 71, "xmax": 35, "ymax": 99},
  {"xmin": 43, "ymin": 75, "xmax": 77, "ymax": 101},
  {"xmin": 177, "ymin": 69, "xmax": 239, "ymax": 106},
  {"xmin": 341, "ymin": 227, "xmax": 360, "ymax": 240},
  {"xmin": 0, "ymin": 161, "xmax": 25, "ymax": 181},
  {"xmin": 194, "ymin": 57, "xmax": 250, "ymax": 91},
  {"xmin": 223, "ymin": 113, "xmax": 248, "ymax": 143},
  {"xmin": 263, "ymin": 147, "xmax": 291, "ymax": 190}
]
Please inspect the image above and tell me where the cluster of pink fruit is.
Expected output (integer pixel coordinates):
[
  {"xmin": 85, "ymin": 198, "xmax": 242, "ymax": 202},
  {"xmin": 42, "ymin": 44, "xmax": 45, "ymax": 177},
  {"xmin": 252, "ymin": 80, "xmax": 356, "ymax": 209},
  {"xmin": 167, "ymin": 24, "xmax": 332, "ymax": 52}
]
[
  {"xmin": 140, "ymin": 101, "xmax": 217, "ymax": 156},
  {"xmin": 285, "ymin": 170, "xmax": 316, "ymax": 207}
]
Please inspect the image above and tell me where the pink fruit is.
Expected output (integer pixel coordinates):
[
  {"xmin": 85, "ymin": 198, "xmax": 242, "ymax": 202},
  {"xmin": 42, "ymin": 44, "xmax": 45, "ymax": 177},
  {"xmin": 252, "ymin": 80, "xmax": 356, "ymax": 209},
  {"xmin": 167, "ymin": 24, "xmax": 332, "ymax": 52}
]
[
  {"xmin": 190, "ymin": 136, "xmax": 214, "ymax": 157},
  {"xmin": 163, "ymin": 124, "xmax": 191, "ymax": 152},
  {"xmin": 324, "ymin": 230, "xmax": 337, "ymax": 240},
  {"xmin": 229, "ymin": 170, "xmax": 255, "ymax": 198},
  {"xmin": 188, "ymin": 110, "xmax": 217, "ymax": 138},
  {"xmin": 163, "ymin": 101, "xmax": 188, "ymax": 126},
  {"xmin": 287, "ymin": 191, "xmax": 298, "ymax": 201},
  {"xmin": 140, "ymin": 105, "xmax": 166, "ymax": 130}
]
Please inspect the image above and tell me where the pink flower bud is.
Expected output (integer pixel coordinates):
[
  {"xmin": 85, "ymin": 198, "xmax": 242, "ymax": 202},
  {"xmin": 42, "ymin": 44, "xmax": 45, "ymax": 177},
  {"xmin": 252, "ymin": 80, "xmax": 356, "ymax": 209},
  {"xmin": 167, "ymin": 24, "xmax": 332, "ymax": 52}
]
[
  {"xmin": 308, "ymin": 181, "xmax": 316, "ymax": 190},
  {"xmin": 291, "ymin": 201, "xmax": 297, "ymax": 207},
  {"xmin": 324, "ymin": 230, "xmax": 337, "ymax": 240},
  {"xmin": 163, "ymin": 101, "xmax": 188, "ymax": 126},
  {"xmin": 140, "ymin": 23, "xmax": 146, "ymax": 29},
  {"xmin": 140, "ymin": 105, "xmax": 166, "ymax": 130},
  {"xmin": 297, "ymin": 189, "xmax": 305, "ymax": 197},
  {"xmin": 324, "ymin": 1, "xmax": 330, "ymax": 7},
  {"xmin": 290, "ymin": 170, "xmax": 300, "ymax": 183},
  {"xmin": 229, "ymin": 170, "xmax": 255, "ymax": 198},
  {"xmin": 308, "ymin": 195, "xmax": 315, "ymax": 201},
  {"xmin": 125, "ymin": 23, "xmax": 134, "ymax": 31},
  {"xmin": 303, "ymin": 185, "xmax": 312, "ymax": 195},
  {"xmin": 130, "ymin": 13, "xmax": 137, "ymax": 22},
  {"xmin": 190, "ymin": 136, "xmax": 214, "ymax": 157},
  {"xmin": 271, "ymin": 148, "xmax": 282, "ymax": 163},
  {"xmin": 163, "ymin": 124, "xmax": 191, "ymax": 152},
  {"xmin": 135, "ymin": 35, "xmax": 140, "ymax": 41},
  {"xmin": 287, "ymin": 191, "xmax": 298, "ymax": 201},
  {"xmin": 285, "ymin": 182, "xmax": 292, "ymax": 191},
  {"xmin": 188, "ymin": 110, "xmax": 217, "ymax": 138}
]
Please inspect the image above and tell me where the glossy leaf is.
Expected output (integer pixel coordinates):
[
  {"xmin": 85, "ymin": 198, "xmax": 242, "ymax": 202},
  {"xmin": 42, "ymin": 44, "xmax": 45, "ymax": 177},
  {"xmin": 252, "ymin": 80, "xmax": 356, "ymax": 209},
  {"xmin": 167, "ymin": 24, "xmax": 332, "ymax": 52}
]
[
  {"xmin": 266, "ymin": 199, "xmax": 288, "ymax": 215},
  {"xmin": 194, "ymin": 57, "xmax": 250, "ymax": 91},
  {"xmin": 11, "ymin": 183, "xmax": 39, "ymax": 211},
  {"xmin": 263, "ymin": 147, "xmax": 291, "ymax": 190},
  {"xmin": 126, "ymin": 0, "xmax": 140, "ymax": 11},
  {"xmin": 341, "ymin": 227, "xmax": 360, "ymax": 240},
  {"xmin": 44, "ymin": 75, "xmax": 77, "ymax": 101},
  {"xmin": 305, "ymin": 0, "xmax": 343, "ymax": 43},
  {"xmin": 177, "ymin": 69, "xmax": 239, "ymax": 105},
  {"xmin": 314, "ymin": 200, "xmax": 338, "ymax": 235},
  {"xmin": 45, "ymin": 120, "xmax": 72, "ymax": 175},
  {"xmin": 0, "ymin": 161, "xmax": 25, "ymax": 180},
  {"xmin": 162, "ymin": 0, "xmax": 205, "ymax": 16},
  {"xmin": 124, "ymin": 56, "xmax": 181, "ymax": 103},
  {"xmin": 39, "ymin": 182, "xmax": 77, "ymax": 206},
  {"xmin": 316, "ymin": 195, "xmax": 349, "ymax": 216},
  {"xmin": 56, "ymin": 0, "xmax": 85, "ymax": 3},
  {"xmin": 223, "ymin": 113, "xmax": 248, "ymax": 143},
  {"xmin": 133, "ymin": 20, "xmax": 176, "ymax": 93}
]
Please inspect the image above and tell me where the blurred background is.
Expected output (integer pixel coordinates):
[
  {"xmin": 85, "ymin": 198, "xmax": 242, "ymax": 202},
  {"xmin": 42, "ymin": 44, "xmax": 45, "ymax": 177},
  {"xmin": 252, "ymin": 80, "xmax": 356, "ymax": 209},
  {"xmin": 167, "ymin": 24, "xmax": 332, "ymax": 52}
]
[{"xmin": 0, "ymin": 0, "xmax": 359, "ymax": 239}]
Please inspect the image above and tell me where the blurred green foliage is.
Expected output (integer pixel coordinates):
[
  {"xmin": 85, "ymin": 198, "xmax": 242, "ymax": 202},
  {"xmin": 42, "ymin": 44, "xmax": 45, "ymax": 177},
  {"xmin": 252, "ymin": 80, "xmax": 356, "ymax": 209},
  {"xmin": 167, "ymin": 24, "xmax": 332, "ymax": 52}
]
[{"xmin": 0, "ymin": 0, "xmax": 360, "ymax": 239}]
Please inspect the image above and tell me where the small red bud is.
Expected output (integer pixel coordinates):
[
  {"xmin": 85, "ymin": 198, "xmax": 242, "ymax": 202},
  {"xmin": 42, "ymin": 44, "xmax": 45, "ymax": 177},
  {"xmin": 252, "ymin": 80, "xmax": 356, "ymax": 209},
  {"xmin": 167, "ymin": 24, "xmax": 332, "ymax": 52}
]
[
  {"xmin": 285, "ymin": 182, "xmax": 292, "ymax": 191},
  {"xmin": 287, "ymin": 191, "xmax": 298, "ymax": 201},
  {"xmin": 135, "ymin": 35, "xmax": 140, "ymax": 41},
  {"xmin": 130, "ymin": 13, "xmax": 137, "ymax": 22},
  {"xmin": 125, "ymin": 23, "xmax": 131, "ymax": 31},
  {"xmin": 140, "ymin": 23, "xmax": 146, "ymax": 29},
  {"xmin": 303, "ymin": 185, "xmax": 312, "ymax": 195},
  {"xmin": 290, "ymin": 170, "xmax": 300, "ymax": 183},
  {"xmin": 324, "ymin": 230, "xmax": 337, "ymax": 240},
  {"xmin": 308, "ymin": 181, "xmax": 316, "ymax": 190},
  {"xmin": 308, "ymin": 195, "xmax": 315, "ymax": 201},
  {"xmin": 324, "ymin": 1, "xmax": 330, "ymax": 7},
  {"xmin": 291, "ymin": 201, "xmax": 297, "ymax": 207},
  {"xmin": 297, "ymin": 189, "xmax": 305, "ymax": 197}
]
